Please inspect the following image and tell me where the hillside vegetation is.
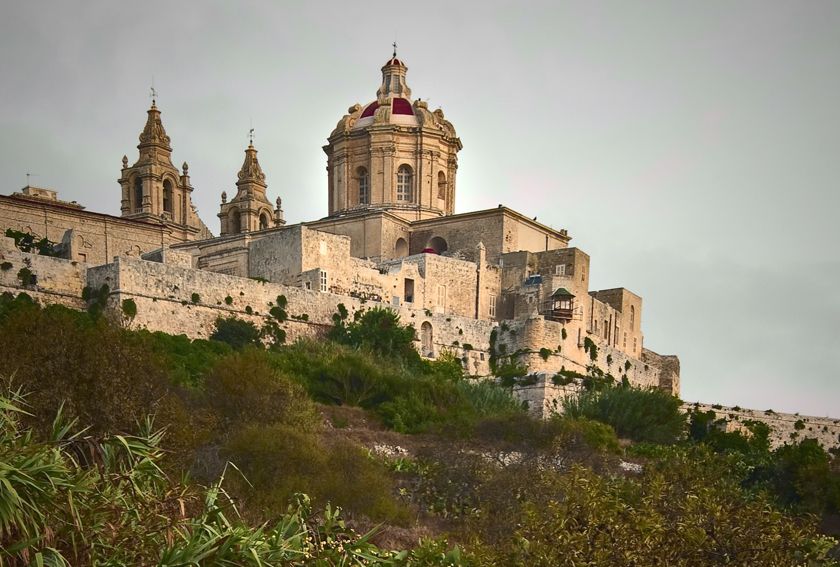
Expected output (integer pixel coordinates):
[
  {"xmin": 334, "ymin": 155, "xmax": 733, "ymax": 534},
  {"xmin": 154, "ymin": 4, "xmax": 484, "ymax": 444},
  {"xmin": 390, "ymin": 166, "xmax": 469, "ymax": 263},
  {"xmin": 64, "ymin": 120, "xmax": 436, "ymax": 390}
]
[{"xmin": 1, "ymin": 291, "xmax": 839, "ymax": 565}]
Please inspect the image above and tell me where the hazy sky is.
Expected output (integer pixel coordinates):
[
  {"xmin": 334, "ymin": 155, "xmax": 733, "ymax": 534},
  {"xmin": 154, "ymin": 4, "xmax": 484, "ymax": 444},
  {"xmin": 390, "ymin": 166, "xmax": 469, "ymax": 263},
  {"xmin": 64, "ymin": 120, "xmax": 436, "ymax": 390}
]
[{"xmin": 1, "ymin": 1, "xmax": 838, "ymax": 416}]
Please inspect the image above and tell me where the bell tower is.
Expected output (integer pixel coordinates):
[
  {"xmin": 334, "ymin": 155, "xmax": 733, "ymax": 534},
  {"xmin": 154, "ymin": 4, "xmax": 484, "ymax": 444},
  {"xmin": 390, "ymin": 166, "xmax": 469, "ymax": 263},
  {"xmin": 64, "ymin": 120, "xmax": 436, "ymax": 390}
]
[
  {"xmin": 218, "ymin": 141, "xmax": 284, "ymax": 235},
  {"xmin": 324, "ymin": 51, "xmax": 462, "ymax": 221},
  {"xmin": 119, "ymin": 99, "xmax": 211, "ymax": 240}
]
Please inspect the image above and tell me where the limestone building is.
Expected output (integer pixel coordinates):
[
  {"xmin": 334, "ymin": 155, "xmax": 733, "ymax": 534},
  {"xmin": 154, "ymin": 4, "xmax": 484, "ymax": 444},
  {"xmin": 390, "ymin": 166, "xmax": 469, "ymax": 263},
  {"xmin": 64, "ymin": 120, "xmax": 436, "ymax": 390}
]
[{"xmin": 0, "ymin": 51, "xmax": 681, "ymax": 408}]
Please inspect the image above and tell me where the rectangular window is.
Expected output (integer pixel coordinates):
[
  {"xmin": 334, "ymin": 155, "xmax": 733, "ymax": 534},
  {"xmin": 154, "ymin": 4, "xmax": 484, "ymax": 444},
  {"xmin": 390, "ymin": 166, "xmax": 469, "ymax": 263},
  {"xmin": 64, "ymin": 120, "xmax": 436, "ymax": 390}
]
[
  {"xmin": 404, "ymin": 278, "xmax": 414, "ymax": 303},
  {"xmin": 305, "ymin": 281, "xmax": 311, "ymax": 290},
  {"xmin": 436, "ymin": 284, "xmax": 446, "ymax": 309},
  {"xmin": 489, "ymin": 294, "xmax": 497, "ymax": 318},
  {"xmin": 555, "ymin": 264, "xmax": 566, "ymax": 276},
  {"xmin": 320, "ymin": 271, "xmax": 327, "ymax": 292}
]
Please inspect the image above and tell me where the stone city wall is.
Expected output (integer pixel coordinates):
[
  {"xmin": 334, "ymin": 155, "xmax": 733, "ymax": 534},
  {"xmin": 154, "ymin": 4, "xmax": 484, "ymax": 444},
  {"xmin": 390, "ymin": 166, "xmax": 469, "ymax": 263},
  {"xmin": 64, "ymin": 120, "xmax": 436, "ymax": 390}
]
[
  {"xmin": 686, "ymin": 403, "xmax": 840, "ymax": 450},
  {"xmin": 0, "ymin": 239, "xmax": 89, "ymax": 310},
  {"xmin": 496, "ymin": 316, "xmax": 668, "ymax": 392}
]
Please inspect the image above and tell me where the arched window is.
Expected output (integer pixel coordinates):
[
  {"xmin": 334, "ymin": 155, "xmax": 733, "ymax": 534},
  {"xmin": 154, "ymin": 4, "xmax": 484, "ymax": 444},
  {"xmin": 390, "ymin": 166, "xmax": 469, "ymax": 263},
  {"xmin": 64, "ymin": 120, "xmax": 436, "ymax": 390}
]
[
  {"xmin": 394, "ymin": 237, "xmax": 408, "ymax": 258},
  {"xmin": 630, "ymin": 305, "xmax": 635, "ymax": 328},
  {"xmin": 134, "ymin": 177, "xmax": 143, "ymax": 212},
  {"xmin": 229, "ymin": 208, "xmax": 241, "ymax": 235},
  {"xmin": 437, "ymin": 171, "xmax": 447, "ymax": 200},
  {"xmin": 163, "ymin": 179, "xmax": 173, "ymax": 214},
  {"xmin": 259, "ymin": 212, "xmax": 269, "ymax": 230},
  {"xmin": 421, "ymin": 321, "xmax": 433, "ymax": 356},
  {"xmin": 396, "ymin": 164, "xmax": 413, "ymax": 202},
  {"xmin": 427, "ymin": 236, "xmax": 448, "ymax": 254},
  {"xmin": 357, "ymin": 167, "xmax": 369, "ymax": 205}
]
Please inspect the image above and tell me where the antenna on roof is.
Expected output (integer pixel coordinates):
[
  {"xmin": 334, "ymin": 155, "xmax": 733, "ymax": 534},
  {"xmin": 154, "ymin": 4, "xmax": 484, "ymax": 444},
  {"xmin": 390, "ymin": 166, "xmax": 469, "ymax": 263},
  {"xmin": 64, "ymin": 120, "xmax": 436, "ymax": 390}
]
[{"xmin": 25, "ymin": 172, "xmax": 39, "ymax": 187}]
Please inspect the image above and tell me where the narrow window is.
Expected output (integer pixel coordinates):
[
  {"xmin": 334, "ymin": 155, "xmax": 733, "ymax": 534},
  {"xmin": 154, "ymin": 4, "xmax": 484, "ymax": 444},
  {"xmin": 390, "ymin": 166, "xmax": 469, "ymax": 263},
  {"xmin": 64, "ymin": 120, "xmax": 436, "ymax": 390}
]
[
  {"xmin": 163, "ymin": 179, "xmax": 173, "ymax": 214},
  {"xmin": 305, "ymin": 281, "xmax": 312, "ymax": 290},
  {"xmin": 404, "ymin": 278, "xmax": 414, "ymax": 303},
  {"xmin": 437, "ymin": 171, "xmax": 446, "ymax": 200},
  {"xmin": 320, "ymin": 271, "xmax": 328, "ymax": 292},
  {"xmin": 634, "ymin": 337, "xmax": 638, "ymax": 353},
  {"xmin": 489, "ymin": 294, "xmax": 497, "ymax": 318},
  {"xmin": 134, "ymin": 177, "xmax": 143, "ymax": 212},
  {"xmin": 623, "ymin": 332, "xmax": 627, "ymax": 349},
  {"xmin": 397, "ymin": 164, "xmax": 413, "ymax": 202},
  {"xmin": 358, "ymin": 167, "xmax": 369, "ymax": 205},
  {"xmin": 259, "ymin": 212, "xmax": 269, "ymax": 230},
  {"xmin": 630, "ymin": 305, "xmax": 635, "ymax": 328}
]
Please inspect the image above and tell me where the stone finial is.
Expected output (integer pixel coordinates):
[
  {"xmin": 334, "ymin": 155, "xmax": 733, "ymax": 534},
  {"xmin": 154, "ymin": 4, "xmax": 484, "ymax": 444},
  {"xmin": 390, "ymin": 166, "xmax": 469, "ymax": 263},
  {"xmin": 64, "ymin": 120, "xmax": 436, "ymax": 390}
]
[
  {"xmin": 182, "ymin": 161, "xmax": 189, "ymax": 175},
  {"xmin": 122, "ymin": 155, "xmax": 128, "ymax": 168},
  {"xmin": 275, "ymin": 196, "xmax": 282, "ymax": 210},
  {"xmin": 221, "ymin": 191, "xmax": 227, "ymax": 204}
]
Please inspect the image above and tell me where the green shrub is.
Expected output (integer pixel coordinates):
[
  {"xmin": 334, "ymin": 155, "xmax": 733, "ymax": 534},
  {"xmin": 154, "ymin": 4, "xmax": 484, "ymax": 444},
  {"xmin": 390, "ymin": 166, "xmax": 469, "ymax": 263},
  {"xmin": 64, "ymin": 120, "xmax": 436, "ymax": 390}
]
[
  {"xmin": 4, "ymin": 228, "xmax": 57, "ymax": 256},
  {"xmin": 0, "ymin": 261, "xmax": 12, "ymax": 271},
  {"xmin": 224, "ymin": 295, "xmax": 233, "ymax": 305},
  {"xmin": 269, "ymin": 305, "xmax": 288, "ymax": 321},
  {"xmin": 563, "ymin": 384, "xmax": 686, "ymax": 444},
  {"xmin": 191, "ymin": 292, "xmax": 200, "ymax": 304},
  {"xmin": 0, "ymin": 300, "xmax": 178, "ymax": 436},
  {"xmin": 210, "ymin": 316, "xmax": 261, "ymax": 349},
  {"xmin": 17, "ymin": 266, "xmax": 35, "ymax": 285},
  {"xmin": 328, "ymin": 306, "xmax": 419, "ymax": 364},
  {"xmin": 539, "ymin": 347, "xmax": 552, "ymax": 361},
  {"xmin": 121, "ymin": 298, "xmax": 137, "ymax": 318},
  {"xmin": 583, "ymin": 336, "xmax": 598, "ymax": 361},
  {"xmin": 222, "ymin": 424, "xmax": 407, "ymax": 524},
  {"xmin": 204, "ymin": 349, "xmax": 318, "ymax": 432},
  {"xmin": 276, "ymin": 294, "xmax": 288, "ymax": 309}
]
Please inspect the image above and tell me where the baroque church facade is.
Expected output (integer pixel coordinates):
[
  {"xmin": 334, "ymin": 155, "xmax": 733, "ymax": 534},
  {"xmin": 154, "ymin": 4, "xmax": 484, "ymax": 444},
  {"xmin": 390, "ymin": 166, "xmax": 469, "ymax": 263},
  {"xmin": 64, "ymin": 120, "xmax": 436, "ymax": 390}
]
[{"xmin": 0, "ymin": 53, "xmax": 680, "ymax": 414}]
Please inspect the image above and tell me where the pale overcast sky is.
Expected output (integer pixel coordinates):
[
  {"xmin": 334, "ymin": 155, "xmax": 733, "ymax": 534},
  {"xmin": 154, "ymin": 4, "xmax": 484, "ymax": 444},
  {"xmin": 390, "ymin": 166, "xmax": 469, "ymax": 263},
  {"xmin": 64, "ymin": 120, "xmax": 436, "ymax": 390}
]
[{"xmin": 1, "ymin": 1, "xmax": 838, "ymax": 416}]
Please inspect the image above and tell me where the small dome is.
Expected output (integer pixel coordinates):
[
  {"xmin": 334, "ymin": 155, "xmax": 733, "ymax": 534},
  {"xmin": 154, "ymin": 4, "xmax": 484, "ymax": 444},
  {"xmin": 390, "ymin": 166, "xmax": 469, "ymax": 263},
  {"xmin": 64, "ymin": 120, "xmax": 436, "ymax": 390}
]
[{"xmin": 384, "ymin": 56, "xmax": 404, "ymax": 67}]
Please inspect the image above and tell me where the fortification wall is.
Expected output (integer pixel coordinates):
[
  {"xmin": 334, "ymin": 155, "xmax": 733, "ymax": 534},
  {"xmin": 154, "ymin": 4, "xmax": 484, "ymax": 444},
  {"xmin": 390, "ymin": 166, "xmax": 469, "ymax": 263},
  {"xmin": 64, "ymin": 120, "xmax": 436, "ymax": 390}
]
[
  {"xmin": 0, "ymin": 239, "xmax": 89, "ymax": 310},
  {"xmin": 497, "ymin": 316, "xmax": 669, "ymax": 393},
  {"xmin": 83, "ymin": 255, "xmax": 496, "ymax": 374},
  {"xmin": 687, "ymin": 403, "xmax": 840, "ymax": 450}
]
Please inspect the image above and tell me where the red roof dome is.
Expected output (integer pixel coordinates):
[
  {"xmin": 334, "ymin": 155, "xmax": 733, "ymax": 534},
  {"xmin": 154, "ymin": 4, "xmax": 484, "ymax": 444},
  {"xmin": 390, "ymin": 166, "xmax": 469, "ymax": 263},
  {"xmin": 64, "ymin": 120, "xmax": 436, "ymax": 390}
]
[{"xmin": 384, "ymin": 56, "xmax": 404, "ymax": 67}]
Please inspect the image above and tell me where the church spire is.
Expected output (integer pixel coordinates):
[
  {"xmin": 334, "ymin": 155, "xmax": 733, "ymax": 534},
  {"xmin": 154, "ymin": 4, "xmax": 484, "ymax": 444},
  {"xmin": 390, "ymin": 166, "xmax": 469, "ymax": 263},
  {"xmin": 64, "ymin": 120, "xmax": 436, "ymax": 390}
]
[
  {"xmin": 236, "ymin": 142, "xmax": 267, "ymax": 189},
  {"xmin": 138, "ymin": 101, "xmax": 171, "ymax": 151}
]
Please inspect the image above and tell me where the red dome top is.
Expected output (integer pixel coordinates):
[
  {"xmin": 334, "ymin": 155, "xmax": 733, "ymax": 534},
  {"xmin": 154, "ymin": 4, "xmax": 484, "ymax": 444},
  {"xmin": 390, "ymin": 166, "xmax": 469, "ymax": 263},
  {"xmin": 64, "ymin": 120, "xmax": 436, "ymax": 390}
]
[
  {"xmin": 358, "ymin": 98, "xmax": 414, "ymax": 119},
  {"xmin": 384, "ymin": 56, "xmax": 404, "ymax": 67},
  {"xmin": 360, "ymin": 101, "xmax": 379, "ymax": 118},
  {"xmin": 392, "ymin": 98, "xmax": 413, "ymax": 115}
]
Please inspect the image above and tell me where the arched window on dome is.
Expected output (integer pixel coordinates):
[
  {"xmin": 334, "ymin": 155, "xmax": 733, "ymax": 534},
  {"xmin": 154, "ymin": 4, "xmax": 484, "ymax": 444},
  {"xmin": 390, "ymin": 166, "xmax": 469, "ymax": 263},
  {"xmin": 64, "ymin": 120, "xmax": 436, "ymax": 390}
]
[
  {"xmin": 437, "ymin": 171, "xmax": 447, "ymax": 200},
  {"xmin": 396, "ymin": 165, "xmax": 413, "ymax": 202},
  {"xmin": 163, "ymin": 179, "xmax": 174, "ymax": 215},
  {"xmin": 357, "ymin": 167, "xmax": 369, "ymax": 205},
  {"xmin": 134, "ymin": 177, "xmax": 143, "ymax": 212},
  {"xmin": 259, "ymin": 211, "xmax": 269, "ymax": 230}
]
